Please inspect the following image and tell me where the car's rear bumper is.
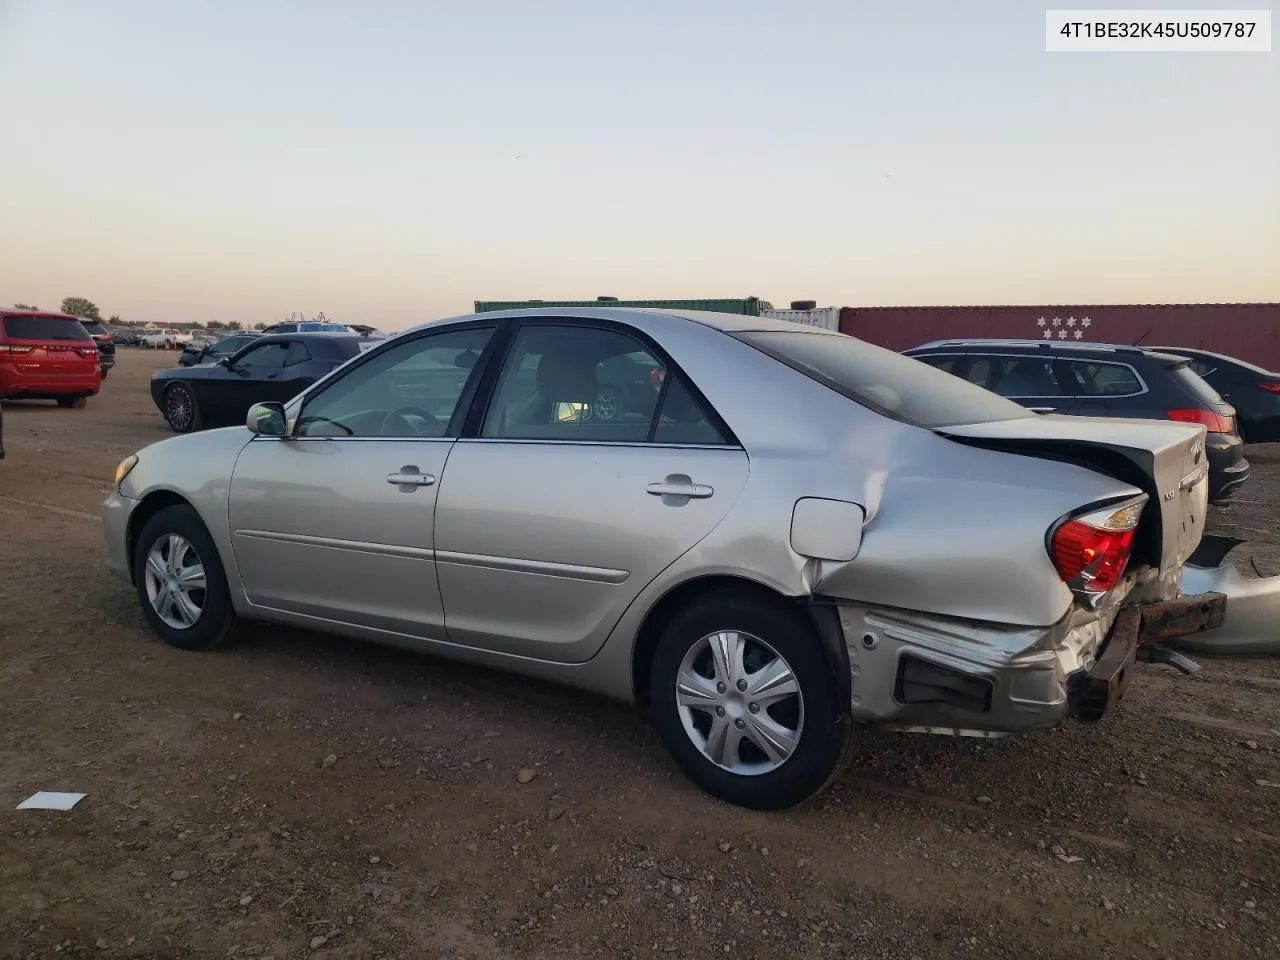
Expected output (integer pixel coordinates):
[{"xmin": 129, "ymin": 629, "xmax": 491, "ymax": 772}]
[
  {"xmin": 102, "ymin": 490, "xmax": 139, "ymax": 585},
  {"xmin": 1207, "ymin": 432, "xmax": 1250, "ymax": 501},
  {"xmin": 833, "ymin": 591, "xmax": 1225, "ymax": 735},
  {"xmin": 1170, "ymin": 539, "xmax": 1280, "ymax": 655},
  {"xmin": 0, "ymin": 365, "xmax": 102, "ymax": 398}
]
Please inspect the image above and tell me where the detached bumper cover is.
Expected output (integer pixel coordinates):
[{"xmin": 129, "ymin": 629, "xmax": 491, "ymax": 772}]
[{"xmin": 1171, "ymin": 561, "xmax": 1280, "ymax": 655}]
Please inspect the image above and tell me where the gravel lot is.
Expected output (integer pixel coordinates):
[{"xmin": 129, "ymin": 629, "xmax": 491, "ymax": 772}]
[{"xmin": 1, "ymin": 349, "xmax": 1278, "ymax": 960}]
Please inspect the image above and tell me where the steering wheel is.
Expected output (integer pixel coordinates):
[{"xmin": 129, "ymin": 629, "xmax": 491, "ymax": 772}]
[{"xmin": 379, "ymin": 406, "xmax": 443, "ymax": 437}]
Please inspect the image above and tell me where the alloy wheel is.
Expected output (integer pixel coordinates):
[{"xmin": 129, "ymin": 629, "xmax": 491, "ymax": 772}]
[
  {"xmin": 674, "ymin": 630, "xmax": 805, "ymax": 776},
  {"xmin": 143, "ymin": 533, "xmax": 207, "ymax": 630}
]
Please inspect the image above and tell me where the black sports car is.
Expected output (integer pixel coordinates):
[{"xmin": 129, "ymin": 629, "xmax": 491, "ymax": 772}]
[{"xmin": 151, "ymin": 332, "xmax": 369, "ymax": 433}]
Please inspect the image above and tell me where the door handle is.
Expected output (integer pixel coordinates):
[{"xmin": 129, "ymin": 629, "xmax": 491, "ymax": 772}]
[
  {"xmin": 386, "ymin": 467, "xmax": 436, "ymax": 488},
  {"xmin": 647, "ymin": 480, "xmax": 713, "ymax": 499}
]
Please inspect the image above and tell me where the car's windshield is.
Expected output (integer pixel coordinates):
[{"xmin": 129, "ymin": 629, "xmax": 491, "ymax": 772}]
[
  {"xmin": 736, "ymin": 329, "xmax": 1034, "ymax": 428},
  {"xmin": 3, "ymin": 315, "xmax": 95, "ymax": 341}
]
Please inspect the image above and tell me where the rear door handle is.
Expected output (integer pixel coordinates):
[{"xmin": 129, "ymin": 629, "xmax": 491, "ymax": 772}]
[
  {"xmin": 386, "ymin": 467, "xmax": 436, "ymax": 488},
  {"xmin": 647, "ymin": 480, "xmax": 713, "ymax": 499}
]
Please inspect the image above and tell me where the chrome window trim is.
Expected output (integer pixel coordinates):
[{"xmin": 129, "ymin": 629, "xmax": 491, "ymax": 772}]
[{"xmin": 956, "ymin": 351, "xmax": 1150, "ymax": 401}]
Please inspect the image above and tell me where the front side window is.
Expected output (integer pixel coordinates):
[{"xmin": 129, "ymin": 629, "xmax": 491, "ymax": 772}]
[
  {"xmin": 913, "ymin": 354, "xmax": 959, "ymax": 374},
  {"xmin": 284, "ymin": 342, "xmax": 311, "ymax": 366},
  {"xmin": 235, "ymin": 342, "xmax": 289, "ymax": 370},
  {"xmin": 481, "ymin": 324, "xmax": 730, "ymax": 444},
  {"xmin": 295, "ymin": 326, "xmax": 492, "ymax": 438},
  {"xmin": 967, "ymin": 356, "xmax": 1062, "ymax": 398}
]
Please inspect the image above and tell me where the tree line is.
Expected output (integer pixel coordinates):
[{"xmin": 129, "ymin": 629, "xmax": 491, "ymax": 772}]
[{"xmin": 8, "ymin": 297, "xmax": 271, "ymax": 331}]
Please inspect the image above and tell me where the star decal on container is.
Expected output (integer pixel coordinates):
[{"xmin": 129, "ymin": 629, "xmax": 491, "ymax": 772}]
[
  {"xmin": 1073, "ymin": 329, "xmax": 1083, "ymax": 339},
  {"xmin": 1042, "ymin": 330, "xmax": 1052, "ymax": 339},
  {"xmin": 1066, "ymin": 316, "xmax": 1077, "ymax": 327},
  {"xmin": 1052, "ymin": 317, "xmax": 1062, "ymax": 327},
  {"xmin": 1080, "ymin": 317, "xmax": 1092, "ymax": 328},
  {"xmin": 1036, "ymin": 317, "xmax": 1047, "ymax": 327},
  {"xmin": 1057, "ymin": 329, "xmax": 1067, "ymax": 339}
]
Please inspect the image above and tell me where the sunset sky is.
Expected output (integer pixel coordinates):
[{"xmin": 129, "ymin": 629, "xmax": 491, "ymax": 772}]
[{"xmin": 1, "ymin": 0, "xmax": 1276, "ymax": 329}]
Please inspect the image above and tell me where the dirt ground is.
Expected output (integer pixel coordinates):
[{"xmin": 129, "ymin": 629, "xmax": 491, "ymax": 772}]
[{"xmin": 1, "ymin": 349, "xmax": 1277, "ymax": 960}]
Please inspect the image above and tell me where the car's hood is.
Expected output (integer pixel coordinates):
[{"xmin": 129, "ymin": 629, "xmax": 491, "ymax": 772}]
[{"xmin": 938, "ymin": 414, "xmax": 1209, "ymax": 580}]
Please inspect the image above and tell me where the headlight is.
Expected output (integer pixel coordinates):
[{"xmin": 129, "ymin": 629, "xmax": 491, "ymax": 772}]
[{"xmin": 114, "ymin": 454, "xmax": 139, "ymax": 486}]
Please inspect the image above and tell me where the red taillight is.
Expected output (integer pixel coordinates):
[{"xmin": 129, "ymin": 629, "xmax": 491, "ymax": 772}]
[
  {"xmin": 1260, "ymin": 382, "xmax": 1280, "ymax": 395},
  {"xmin": 1167, "ymin": 408, "xmax": 1233, "ymax": 434},
  {"xmin": 78, "ymin": 347, "xmax": 99, "ymax": 359},
  {"xmin": 1049, "ymin": 499, "xmax": 1145, "ymax": 595},
  {"xmin": 0, "ymin": 344, "xmax": 34, "ymax": 355}
]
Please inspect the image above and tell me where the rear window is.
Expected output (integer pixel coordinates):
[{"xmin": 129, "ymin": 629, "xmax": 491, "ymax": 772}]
[
  {"xmin": 80, "ymin": 320, "xmax": 109, "ymax": 336},
  {"xmin": 737, "ymin": 330, "xmax": 1034, "ymax": 428},
  {"xmin": 1168, "ymin": 363, "xmax": 1228, "ymax": 407},
  {"xmin": 3, "ymin": 315, "xmax": 94, "ymax": 342}
]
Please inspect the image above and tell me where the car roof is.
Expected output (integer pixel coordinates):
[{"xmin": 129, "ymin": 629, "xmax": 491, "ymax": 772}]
[
  {"xmin": 906, "ymin": 338, "xmax": 1189, "ymax": 364},
  {"xmin": 0, "ymin": 308, "xmax": 81, "ymax": 321},
  {"xmin": 399, "ymin": 305, "xmax": 835, "ymax": 339}
]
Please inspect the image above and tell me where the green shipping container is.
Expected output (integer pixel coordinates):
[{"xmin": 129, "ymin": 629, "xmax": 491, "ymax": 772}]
[{"xmin": 473, "ymin": 296, "xmax": 773, "ymax": 316}]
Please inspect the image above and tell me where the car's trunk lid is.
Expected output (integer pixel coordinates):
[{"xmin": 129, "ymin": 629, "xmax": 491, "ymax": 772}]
[{"xmin": 936, "ymin": 414, "xmax": 1209, "ymax": 579}]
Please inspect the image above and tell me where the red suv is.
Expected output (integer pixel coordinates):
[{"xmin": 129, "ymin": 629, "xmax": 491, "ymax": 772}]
[{"xmin": 0, "ymin": 309, "xmax": 102, "ymax": 407}]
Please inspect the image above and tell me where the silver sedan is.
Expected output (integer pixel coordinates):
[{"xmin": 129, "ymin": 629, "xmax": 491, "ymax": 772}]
[{"xmin": 104, "ymin": 307, "xmax": 1233, "ymax": 809}]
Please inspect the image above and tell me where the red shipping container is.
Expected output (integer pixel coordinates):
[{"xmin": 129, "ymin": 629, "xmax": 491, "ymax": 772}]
[{"xmin": 838, "ymin": 303, "xmax": 1280, "ymax": 371}]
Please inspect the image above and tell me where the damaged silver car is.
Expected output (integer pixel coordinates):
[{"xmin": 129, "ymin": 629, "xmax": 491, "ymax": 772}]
[{"xmin": 103, "ymin": 307, "xmax": 1250, "ymax": 810}]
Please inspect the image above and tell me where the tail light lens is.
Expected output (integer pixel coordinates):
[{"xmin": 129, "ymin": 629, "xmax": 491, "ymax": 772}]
[
  {"xmin": 1050, "ymin": 499, "xmax": 1145, "ymax": 595},
  {"xmin": 0, "ymin": 344, "xmax": 34, "ymax": 355},
  {"xmin": 1259, "ymin": 382, "xmax": 1280, "ymax": 394},
  {"xmin": 1167, "ymin": 408, "xmax": 1233, "ymax": 434},
  {"xmin": 78, "ymin": 347, "xmax": 100, "ymax": 359}
]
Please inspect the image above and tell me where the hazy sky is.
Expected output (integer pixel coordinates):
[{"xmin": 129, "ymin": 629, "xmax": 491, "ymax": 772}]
[{"xmin": 0, "ymin": 1, "xmax": 1276, "ymax": 328}]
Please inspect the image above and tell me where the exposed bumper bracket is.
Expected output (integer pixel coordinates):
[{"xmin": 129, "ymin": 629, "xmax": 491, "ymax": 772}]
[
  {"xmin": 1073, "ymin": 606, "xmax": 1139, "ymax": 723},
  {"xmin": 1137, "ymin": 592, "xmax": 1227, "ymax": 644}
]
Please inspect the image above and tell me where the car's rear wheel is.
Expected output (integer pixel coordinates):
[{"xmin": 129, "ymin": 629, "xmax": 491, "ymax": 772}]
[
  {"xmin": 594, "ymin": 386, "xmax": 622, "ymax": 421},
  {"xmin": 649, "ymin": 589, "xmax": 853, "ymax": 810},
  {"xmin": 56, "ymin": 396, "xmax": 87, "ymax": 409},
  {"xmin": 164, "ymin": 383, "xmax": 201, "ymax": 433},
  {"xmin": 133, "ymin": 504, "xmax": 237, "ymax": 651}
]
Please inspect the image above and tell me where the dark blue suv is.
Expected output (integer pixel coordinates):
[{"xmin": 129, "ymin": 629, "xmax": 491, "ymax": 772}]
[{"xmin": 905, "ymin": 339, "xmax": 1250, "ymax": 503}]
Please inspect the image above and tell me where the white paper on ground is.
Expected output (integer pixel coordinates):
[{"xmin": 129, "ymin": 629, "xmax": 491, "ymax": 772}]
[{"xmin": 16, "ymin": 791, "xmax": 87, "ymax": 811}]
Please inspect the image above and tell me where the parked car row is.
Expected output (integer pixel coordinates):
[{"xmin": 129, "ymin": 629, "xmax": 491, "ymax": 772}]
[
  {"xmin": 905, "ymin": 338, "xmax": 1256, "ymax": 502},
  {"xmin": 103, "ymin": 305, "xmax": 1280, "ymax": 812}
]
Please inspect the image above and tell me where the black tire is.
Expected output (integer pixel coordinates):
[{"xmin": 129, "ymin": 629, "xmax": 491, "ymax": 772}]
[
  {"xmin": 164, "ymin": 382, "xmax": 201, "ymax": 433},
  {"xmin": 649, "ymin": 589, "xmax": 854, "ymax": 810},
  {"xmin": 56, "ymin": 396, "xmax": 87, "ymax": 409},
  {"xmin": 132, "ymin": 504, "xmax": 237, "ymax": 651},
  {"xmin": 100, "ymin": 366, "xmax": 110, "ymax": 379}
]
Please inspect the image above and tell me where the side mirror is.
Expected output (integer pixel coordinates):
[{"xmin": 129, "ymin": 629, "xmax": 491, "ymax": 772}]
[
  {"xmin": 216, "ymin": 356, "xmax": 232, "ymax": 367},
  {"xmin": 247, "ymin": 401, "xmax": 288, "ymax": 437}
]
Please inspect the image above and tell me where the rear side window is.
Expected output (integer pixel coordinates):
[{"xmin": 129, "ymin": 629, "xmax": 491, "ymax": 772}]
[
  {"xmin": 3, "ymin": 315, "xmax": 94, "ymax": 342},
  {"xmin": 736, "ymin": 331, "xmax": 1032, "ymax": 428},
  {"xmin": 1061, "ymin": 361, "xmax": 1143, "ymax": 396},
  {"xmin": 1168, "ymin": 363, "xmax": 1227, "ymax": 407}
]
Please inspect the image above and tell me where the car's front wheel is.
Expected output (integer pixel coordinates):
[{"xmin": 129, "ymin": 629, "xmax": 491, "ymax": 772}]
[
  {"xmin": 164, "ymin": 383, "xmax": 201, "ymax": 433},
  {"xmin": 649, "ymin": 589, "xmax": 854, "ymax": 810},
  {"xmin": 133, "ymin": 504, "xmax": 238, "ymax": 651}
]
